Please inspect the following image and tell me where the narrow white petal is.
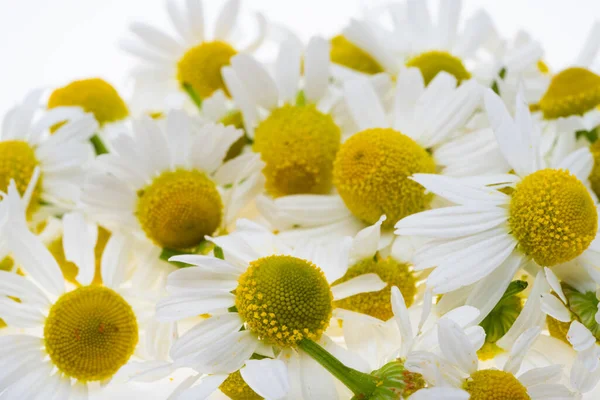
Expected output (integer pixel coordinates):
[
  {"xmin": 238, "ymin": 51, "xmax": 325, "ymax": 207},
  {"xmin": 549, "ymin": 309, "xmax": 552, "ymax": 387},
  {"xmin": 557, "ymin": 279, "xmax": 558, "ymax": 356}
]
[
  {"xmin": 540, "ymin": 293, "xmax": 571, "ymax": 322},
  {"xmin": 544, "ymin": 267, "xmax": 567, "ymax": 304},
  {"xmin": 350, "ymin": 216, "xmax": 385, "ymax": 262},
  {"xmin": 231, "ymin": 54, "xmax": 279, "ymax": 110},
  {"xmin": 304, "ymin": 37, "xmax": 331, "ymax": 103},
  {"xmin": 391, "ymin": 286, "xmax": 414, "ymax": 357},
  {"xmin": 178, "ymin": 374, "xmax": 228, "ymax": 400},
  {"xmin": 343, "ymin": 79, "xmax": 388, "ymax": 131},
  {"xmin": 331, "ymin": 273, "xmax": 387, "ymax": 300},
  {"xmin": 408, "ymin": 387, "xmax": 469, "ymax": 400},
  {"xmin": 214, "ymin": 0, "xmax": 240, "ymax": 40},
  {"xmin": 437, "ymin": 318, "xmax": 478, "ymax": 374},
  {"xmin": 156, "ymin": 293, "xmax": 235, "ymax": 322},
  {"xmin": 567, "ymin": 320, "xmax": 596, "ymax": 351},
  {"xmin": 518, "ymin": 365, "xmax": 563, "ymax": 387},
  {"xmin": 241, "ymin": 359, "xmax": 289, "ymax": 399},
  {"xmin": 504, "ymin": 327, "xmax": 541, "ymax": 374},
  {"xmin": 275, "ymin": 37, "xmax": 302, "ymax": 104}
]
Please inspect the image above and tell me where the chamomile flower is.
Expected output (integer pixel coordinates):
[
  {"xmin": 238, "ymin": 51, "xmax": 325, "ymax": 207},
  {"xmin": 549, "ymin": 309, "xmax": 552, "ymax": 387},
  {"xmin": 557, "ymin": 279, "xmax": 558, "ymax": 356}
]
[
  {"xmin": 121, "ymin": 0, "xmax": 267, "ymax": 111},
  {"xmin": 47, "ymin": 78, "xmax": 130, "ymax": 141},
  {"xmin": 395, "ymin": 89, "xmax": 600, "ymax": 296},
  {"xmin": 224, "ymin": 36, "xmax": 346, "ymax": 198},
  {"xmin": 408, "ymin": 320, "xmax": 574, "ymax": 399},
  {"xmin": 0, "ymin": 90, "xmax": 97, "ymax": 218},
  {"xmin": 155, "ymin": 219, "xmax": 387, "ymax": 398},
  {"xmin": 0, "ymin": 174, "xmax": 173, "ymax": 398},
  {"xmin": 80, "ymin": 110, "xmax": 263, "ymax": 259},
  {"xmin": 257, "ymin": 68, "xmax": 481, "ymax": 243}
]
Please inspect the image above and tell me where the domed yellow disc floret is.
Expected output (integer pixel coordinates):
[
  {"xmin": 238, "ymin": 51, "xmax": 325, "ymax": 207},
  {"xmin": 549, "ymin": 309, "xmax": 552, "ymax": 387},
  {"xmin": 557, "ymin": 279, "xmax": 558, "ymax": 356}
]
[
  {"xmin": 509, "ymin": 169, "xmax": 597, "ymax": 266},
  {"xmin": 330, "ymin": 35, "xmax": 385, "ymax": 75},
  {"xmin": 0, "ymin": 140, "xmax": 42, "ymax": 213},
  {"xmin": 406, "ymin": 51, "xmax": 471, "ymax": 85},
  {"xmin": 177, "ymin": 41, "xmax": 237, "ymax": 99},
  {"xmin": 464, "ymin": 370, "xmax": 529, "ymax": 400},
  {"xmin": 47, "ymin": 227, "xmax": 111, "ymax": 286},
  {"xmin": 235, "ymin": 255, "xmax": 333, "ymax": 348},
  {"xmin": 220, "ymin": 370, "xmax": 263, "ymax": 400},
  {"xmin": 538, "ymin": 67, "xmax": 600, "ymax": 119},
  {"xmin": 253, "ymin": 104, "xmax": 341, "ymax": 197},
  {"xmin": 44, "ymin": 286, "xmax": 138, "ymax": 382},
  {"xmin": 136, "ymin": 169, "xmax": 223, "ymax": 250},
  {"xmin": 333, "ymin": 256, "xmax": 416, "ymax": 321},
  {"xmin": 333, "ymin": 128, "xmax": 435, "ymax": 228},
  {"xmin": 48, "ymin": 78, "xmax": 129, "ymax": 126}
]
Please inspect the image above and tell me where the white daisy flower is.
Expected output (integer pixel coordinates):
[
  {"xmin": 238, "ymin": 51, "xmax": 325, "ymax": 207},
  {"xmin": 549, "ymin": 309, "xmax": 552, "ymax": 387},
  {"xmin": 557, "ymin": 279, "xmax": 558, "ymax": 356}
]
[
  {"xmin": 80, "ymin": 110, "xmax": 263, "ymax": 260},
  {"xmin": 395, "ymin": 89, "xmax": 600, "ymax": 296},
  {"xmin": 407, "ymin": 320, "xmax": 574, "ymax": 399},
  {"xmin": 0, "ymin": 90, "xmax": 97, "ymax": 218},
  {"xmin": 154, "ymin": 219, "xmax": 387, "ymax": 399},
  {"xmin": 257, "ymin": 68, "xmax": 481, "ymax": 244},
  {"xmin": 0, "ymin": 173, "xmax": 173, "ymax": 399},
  {"xmin": 121, "ymin": 0, "xmax": 267, "ymax": 111},
  {"xmin": 47, "ymin": 78, "xmax": 130, "ymax": 144},
  {"xmin": 224, "ymin": 36, "xmax": 349, "ymax": 199}
]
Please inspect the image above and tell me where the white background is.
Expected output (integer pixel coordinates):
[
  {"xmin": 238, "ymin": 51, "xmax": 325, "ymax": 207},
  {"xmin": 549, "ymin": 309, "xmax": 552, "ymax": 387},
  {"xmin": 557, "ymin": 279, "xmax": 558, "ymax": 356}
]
[{"xmin": 0, "ymin": 0, "xmax": 599, "ymax": 114}]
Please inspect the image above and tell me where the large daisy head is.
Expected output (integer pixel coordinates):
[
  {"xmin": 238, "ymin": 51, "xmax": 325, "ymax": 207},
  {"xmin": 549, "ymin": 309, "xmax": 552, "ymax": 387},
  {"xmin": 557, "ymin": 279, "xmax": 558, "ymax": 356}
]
[
  {"xmin": 396, "ymin": 89, "xmax": 599, "ymax": 295},
  {"xmin": 121, "ymin": 0, "xmax": 267, "ymax": 110},
  {"xmin": 0, "ymin": 91, "xmax": 97, "ymax": 218},
  {"xmin": 0, "ymin": 175, "xmax": 172, "ymax": 397},
  {"xmin": 224, "ymin": 36, "xmax": 344, "ymax": 198},
  {"xmin": 81, "ymin": 110, "xmax": 263, "ymax": 254}
]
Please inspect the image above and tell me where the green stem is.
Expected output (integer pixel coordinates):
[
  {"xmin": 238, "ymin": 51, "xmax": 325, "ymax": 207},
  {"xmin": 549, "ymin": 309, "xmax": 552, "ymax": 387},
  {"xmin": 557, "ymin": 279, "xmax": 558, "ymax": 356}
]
[
  {"xmin": 90, "ymin": 134, "xmax": 109, "ymax": 155},
  {"xmin": 298, "ymin": 339, "xmax": 378, "ymax": 397},
  {"xmin": 183, "ymin": 83, "xmax": 203, "ymax": 109}
]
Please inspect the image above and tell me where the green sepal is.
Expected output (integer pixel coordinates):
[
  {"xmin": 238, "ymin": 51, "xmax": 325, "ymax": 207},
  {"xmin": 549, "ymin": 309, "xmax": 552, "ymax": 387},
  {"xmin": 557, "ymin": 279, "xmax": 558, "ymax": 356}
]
[
  {"xmin": 479, "ymin": 280, "xmax": 528, "ymax": 343},
  {"xmin": 576, "ymin": 127, "xmax": 599, "ymax": 144},
  {"xmin": 183, "ymin": 83, "xmax": 203, "ymax": 109},
  {"xmin": 159, "ymin": 240, "xmax": 215, "ymax": 268},
  {"xmin": 352, "ymin": 361, "xmax": 408, "ymax": 400},
  {"xmin": 563, "ymin": 284, "xmax": 600, "ymax": 339}
]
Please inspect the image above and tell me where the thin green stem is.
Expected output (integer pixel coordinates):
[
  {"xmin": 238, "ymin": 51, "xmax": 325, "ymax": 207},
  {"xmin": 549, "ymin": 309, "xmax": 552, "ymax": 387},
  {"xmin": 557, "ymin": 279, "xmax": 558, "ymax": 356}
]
[
  {"xmin": 183, "ymin": 83, "xmax": 203, "ymax": 109},
  {"xmin": 298, "ymin": 338, "xmax": 378, "ymax": 397},
  {"xmin": 90, "ymin": 134, "xmax": 109, "ymax": 155}
]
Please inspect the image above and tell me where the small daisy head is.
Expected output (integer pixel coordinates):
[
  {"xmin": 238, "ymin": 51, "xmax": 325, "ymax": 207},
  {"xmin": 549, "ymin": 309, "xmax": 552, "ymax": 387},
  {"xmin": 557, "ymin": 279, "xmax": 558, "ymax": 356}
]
[
  {"xmin": 330, "ymin": 34, "xmax": 385, "ymax": 75},
  {"xmin": 0, "ymin": 139, "xmax": 41, "ymax": 211},
  {"xmin": 463, "ymin": 369, "xmax": 529, "ymax": 399},
  {"xmin": 405, "ymin": 50, "xmax": 471, "ymax": 86},
  {"xmin": 48, "ymin": 78, "xmax": 129, "ymax": 126}
]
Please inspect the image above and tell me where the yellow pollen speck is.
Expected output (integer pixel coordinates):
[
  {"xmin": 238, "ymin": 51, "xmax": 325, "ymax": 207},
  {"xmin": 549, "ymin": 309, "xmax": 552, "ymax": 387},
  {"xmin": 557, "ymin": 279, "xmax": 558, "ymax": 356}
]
[
  {"xmin": 406, "ymin": 50, "xmax": 471, "ymax": 85},
  {"xmin": 537, "ymin": 60, "xmax": 550, "ymax": 75},
  {"xmin": 44, "ymin": 286, "xmax": 138, "ymax": 382},
  {"xmin": 136, "ymin": 169, "xmax": 223, "ymax": 250},
  {"xmin": 333, "ymin": 256, "xmax": 416, "ymax": 321},
  {"xmin": 464, "ymin": 369, "xmax": 530, "ymax": 400},
  {"xmin": 253, "ymin": 104, "xmax": 341, "ymax": 197},
  {"xmin": 330, "ymin": 35, "xmax": 384, "ymax": 75},
  {"xmin": 219, "ymin": 370, "xmax": 263, "ymax": 400},
  {"xmin": 177, "ymin": 41, "xmax": 237, "ymax": 99},
  {"xmin": 235, "ymin": 255, "xmax": 333, "ymax": 348},
  {"xmin": 48, "ymin": 78, "xmax": 129, "ymax": 126},
  {"xmin": 509, "ymin": 169, "xmax": 597, "ymax": 266},
  {"xmin": 47, "ymin": 227, "xmax": 111, "ymax": 286},
  {"xmin": 539, "ymin": 67, "xmax": 600, "ymax": 119},
  {"xmin": 333, "ymin": 128, "xmax": 435, "ymax": 228},
  {"xmin": 0, "ymin": 140, "xmax": 42, "ymax": 216}
]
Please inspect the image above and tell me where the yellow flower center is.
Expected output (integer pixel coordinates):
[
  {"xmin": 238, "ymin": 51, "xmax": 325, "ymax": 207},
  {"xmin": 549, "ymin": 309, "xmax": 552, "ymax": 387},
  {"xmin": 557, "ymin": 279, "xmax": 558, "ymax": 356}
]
[
  {"xmin": 464, "ymin": 370, "xmax": 530, "ymax": 400},
  {"xmin": 235, "ymin": 255, "xmax": 333, "ymax": 348},
  {"xmin": 136, "ymin": 169, "xmax": 222, "ymax": 250},
  {"xmin": 177, "ymin": 41, "xmax": 237, "ymax": 99},
  {"xmin": 538, "ymin": 67, "xmax": 600, "ymax": 119},
  {"xmin": 546, "ymin": 315, "xmax": 572, "ymax": 344},
  {"xmin": 330, "ymin": 35, "xmax": 385, "ymax": 75},
  {"xmin": 333, "ymin": 256, "xmax": 416, "ymax": 321},
  {"xmin": 219, "ymin": 370, "xmax": 263, "ymax": 400},
  {"xmin": 476, "ymin": 342, "xmax": 505, "ymax": 361},
  {"xmin": 509, "ymin": 169, "xmax": 597, "ymax": 266},
  {"xmin": 333, "ymin": 128, "xmax": 435, "ymax": 228},
  {"xmin": 405, "ymin": 50, "xmax": 471, "ymax": 85},
  {"xmin": 44, "ymin": 286, "xmax": 138, "ymax": 382},
  {"xmin": 48, "ymin": 78, "xmax": 129, "ymax": 126},
  {"xmin": 253, "ymin": 104, "xmax": 341, "ymax": 197},
  {"xmin": 47, "ymin": 227, "xmax": 111, "ymax": 286},
  {"xmin": 220, "ymin": 111, "xmax": 248, "ymax": 161},
  {"xmin": 0, "ymin": 140, "xmax": 42, "ymax": 215}
]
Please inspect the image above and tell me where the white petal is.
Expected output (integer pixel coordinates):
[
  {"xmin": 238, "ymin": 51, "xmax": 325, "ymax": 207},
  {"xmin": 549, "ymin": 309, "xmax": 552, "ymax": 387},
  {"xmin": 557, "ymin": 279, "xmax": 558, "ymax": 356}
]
[
  {"xmin": 156, "ymin": 293, "xmax": 235, "ymax": 322},
  {"xmin": 331, "ymin": 273, "xmax": 387, "ymax": 300},
  {"xmin": 241, "ymin": 359, "xmax": 289, "ymax": 400},
  {"xmin": 391, "ymin": 286, "xmax": 414, "ymax": 357},
  {"xmin": 408, "ymin": 387, "xmax": 469, "ymax": 400},
  {"xmin": 544, "ymin": 267, "xmax": 567, "ymax": 304},
  {"xmin": 571, "ymin": 353, "xmax": 600, "ymax": 393},
  {"xmin": 504, "ymin": 327, "xmax": 541, "ymax": 374},
  {"xmin": 62, "ymin": 212, "xmax": 97, "ymax": 286},
  {"xmin": 519, "ymin": 365, "xmax": 563, "ymax": 387},
  {"xmin": 575, "ymin": 21, "xmax": 600, "ymax": 67},
  {"xmin": 540, "ymin": 293, "xmax": 571, "ymax": 322},
  {"xmin": 275, "ymin": 37, "xmax": 302, "ymax": 104},
  {"xmin": 555, "ymin": 147, "xmax": 594, "ymax": 184},
  {"xmin": 304, "ymin": 37, "xmax": 330, "ymax": 103},
  {"xmin": 567, "ymin": 321, "xmax": 596, "ymax": 351},
  {"xmin": 343, "ymin": 79, "xmax": 388, "ymax": 131},
  {"xmin": 526, "ymin": 383, "xmax": 574, "ymax": 400},
  {"xmin": 178, "ymin": 374, "xmax": 228, "ymax": 400},
  {"xmin": 214, "ymin": 0, "xmax": 240, "ymax": 40},
  {"xmin": 231, "ymin": 54, "xmax": 279, "ymax": 110},
  {"xmin": 350, "ymin": 216, "xmax": 385, "ymax": 262},
  {"xmin": 437, "ymin": 318, "xmax": 478, "ymax": 374}
]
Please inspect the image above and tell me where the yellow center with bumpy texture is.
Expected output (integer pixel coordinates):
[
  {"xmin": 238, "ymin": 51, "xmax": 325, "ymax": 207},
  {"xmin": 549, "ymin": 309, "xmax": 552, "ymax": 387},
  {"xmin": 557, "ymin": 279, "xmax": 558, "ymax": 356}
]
[
  {"xmin": 47, "ymin": 227, "xmax": 111, "ymax": 286},
  {"xmin": 333, "ymin": 256, "xmax": 416, "ymax": 321},
  {"xmin": 509, "ymin": 169, "xmax": 597, "ymax": 266},
  {"xmin": 136, "ymin": 169, "xmax": 223, "ymax": 250},
  {"xmin": 48, "ymin": 78, "xmax": 129, "ymax": 126},
  {"xmin": 219, "ymin": 370, "xmax": 263, "ymax": 400},
  {"xmin": 0, "ymin": 140, "xmax": 42, "ymax": 214},
  {"xmin": 539, "ymin": 67, "xmax": 600, "ymax": 119},
  {"xmin": 44, "ymin": 286, "xmax": 138, "ymax": 382},
  {"xmin": 406, "ymin": 50, "xmax": 471, "ymax": 85},
  {"xmin": 333, "ymin": 128, "xmax": 435, "ymax": 229},
  {"xmin": 177, "ymin": 41, "xmax": 237, "ymax": 99},
  {"xmin": 330, "ymin": 35, "xmax": 385, "ymax": 75},
  {"xmin": 464, "ymin": 370, "xmax": 530, "ymax": 400},
  {"xmin": 235, "ymin": 255, "xmax": 333, "ymax": 348},
  {"xmin": 253, "ymin": 104, "xmax": 341, "ymax": 197}
]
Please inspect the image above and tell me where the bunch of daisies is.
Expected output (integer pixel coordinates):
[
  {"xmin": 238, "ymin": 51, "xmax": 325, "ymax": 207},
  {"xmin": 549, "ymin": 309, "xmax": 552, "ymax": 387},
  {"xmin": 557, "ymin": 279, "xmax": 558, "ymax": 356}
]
[{"xmin": 1, "ymin": 0, "xmax": 600, "ymax": 398}]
